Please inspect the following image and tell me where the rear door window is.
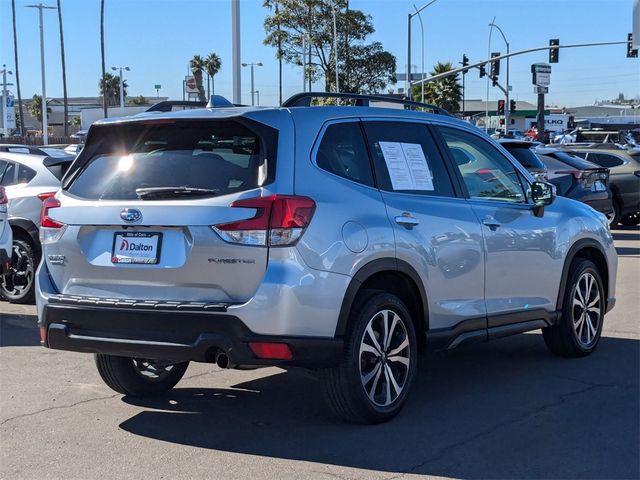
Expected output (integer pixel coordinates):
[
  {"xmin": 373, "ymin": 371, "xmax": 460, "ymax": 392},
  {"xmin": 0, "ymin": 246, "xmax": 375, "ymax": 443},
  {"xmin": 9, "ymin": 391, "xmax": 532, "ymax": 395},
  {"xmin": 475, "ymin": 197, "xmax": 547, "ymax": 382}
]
[
  {"xmin": 0, "ymin": 162, "xmax": 34, "ymax": 186},
  {"xmin": 66, "ymin": 120, "xmax": 275, "ymax": 200},
  {"xmin": 504, "ymin": 146, "xmax": 545, "ymax": 170},
  {"xmin": 315, "ymin": 122, "xmax": 374, "ymax": 187},
  {"xmin": 590, "ymin": 153, "xmax": 625, "ymax": 168},
  {"xmin": 362, "ymin": 121, "xmax": 454, "ymax": 197}
]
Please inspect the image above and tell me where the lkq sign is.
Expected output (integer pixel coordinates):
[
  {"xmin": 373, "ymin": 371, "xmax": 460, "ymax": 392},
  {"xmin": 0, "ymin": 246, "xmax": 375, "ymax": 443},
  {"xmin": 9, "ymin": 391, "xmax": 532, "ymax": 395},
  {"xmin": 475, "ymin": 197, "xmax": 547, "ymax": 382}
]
[{"xmin": 532, "ymin": 63, "xmax": 551, "ymax": 94}]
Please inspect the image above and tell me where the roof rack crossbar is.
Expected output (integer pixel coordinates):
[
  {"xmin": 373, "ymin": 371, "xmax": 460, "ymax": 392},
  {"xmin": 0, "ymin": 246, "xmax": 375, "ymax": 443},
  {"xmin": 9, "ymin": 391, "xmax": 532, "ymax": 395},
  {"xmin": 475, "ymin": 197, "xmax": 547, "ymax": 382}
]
[{"xmin": 282, "ymin": 92, "xmax": 450, "ymax": 115}]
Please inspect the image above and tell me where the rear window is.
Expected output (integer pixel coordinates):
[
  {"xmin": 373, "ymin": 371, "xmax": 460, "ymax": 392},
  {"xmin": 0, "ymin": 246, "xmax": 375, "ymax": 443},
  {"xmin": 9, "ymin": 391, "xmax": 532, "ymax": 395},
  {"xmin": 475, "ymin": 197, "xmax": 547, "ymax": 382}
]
[
  {"xmin": 503, "ymin": 146, "xmax": 545, "ymax": 170},
  {"xmin": 66, "ymin": 120, "xmax": 274, "ymax": 200},
  {"xmin": 543, "ymin": 151, "xmax": 600, "ymax": 170}
]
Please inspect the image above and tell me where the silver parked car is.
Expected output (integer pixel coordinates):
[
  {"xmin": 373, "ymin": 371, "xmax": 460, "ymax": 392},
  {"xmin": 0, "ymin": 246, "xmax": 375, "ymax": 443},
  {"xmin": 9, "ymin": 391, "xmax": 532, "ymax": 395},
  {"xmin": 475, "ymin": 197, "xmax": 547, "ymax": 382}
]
[
  {"xmin": 36, "ymin": 93, "xmax": 617, "ymax": 423},
  {"xmin": 0, "ymin": 186, "xmax": 12, "ymax": 276},
  {"xmin": 0, "ymin": 152, "xmax": 74, "ymax": 303}
]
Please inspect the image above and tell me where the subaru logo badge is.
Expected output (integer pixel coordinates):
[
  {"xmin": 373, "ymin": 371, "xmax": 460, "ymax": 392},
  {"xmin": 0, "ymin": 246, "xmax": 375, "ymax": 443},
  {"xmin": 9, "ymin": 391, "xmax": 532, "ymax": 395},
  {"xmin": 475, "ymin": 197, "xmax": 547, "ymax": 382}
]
[{"xmin": 120, "ymin": 208, "xmax": 142, "ymax": 223}]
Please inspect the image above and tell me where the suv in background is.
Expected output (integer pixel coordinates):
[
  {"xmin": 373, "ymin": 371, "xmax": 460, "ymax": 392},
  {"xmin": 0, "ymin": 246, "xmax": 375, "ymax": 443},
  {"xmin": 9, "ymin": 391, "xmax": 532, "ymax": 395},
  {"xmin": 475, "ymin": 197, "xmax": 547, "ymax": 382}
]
[
  {"xmin": 36, "ymin": 92, "xmax": 617, "ymax": 424},
  {"xmin": 564, "ymin": 147, "xmax": 640, "ymax": 226},
  {"xmin": 0, "ymin": 152, "xmax": 75, "ymax": 303},
  {"xmin": 498, "ymin": 139, "xmax": 548, "ymax": 181}
]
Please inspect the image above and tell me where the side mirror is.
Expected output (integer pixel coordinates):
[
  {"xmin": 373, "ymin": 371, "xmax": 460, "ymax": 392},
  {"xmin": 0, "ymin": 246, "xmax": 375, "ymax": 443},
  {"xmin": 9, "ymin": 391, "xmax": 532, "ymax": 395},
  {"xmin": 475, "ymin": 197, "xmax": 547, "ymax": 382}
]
[{"xmin": 530, "ymin": 181, "xmax": 555, "ymax": 217}]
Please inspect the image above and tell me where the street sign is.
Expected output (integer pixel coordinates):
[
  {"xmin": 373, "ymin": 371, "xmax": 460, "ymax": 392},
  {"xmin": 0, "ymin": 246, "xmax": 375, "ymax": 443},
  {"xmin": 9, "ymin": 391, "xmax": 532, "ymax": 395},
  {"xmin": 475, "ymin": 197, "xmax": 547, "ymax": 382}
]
[
  {"xmin": 531, "ymin": 63, "xmax": 551, "ymax": 87},
  {"xmin": 534, "ymin": 86, "xmax": 549, "ymax": 94},
  {"xmin": 154, "ymin": 84, "xmax": 161, "ymax": 90},
  {"xmin": 5, "ymin": 95, "xmax": 15, "ymax": 129}
]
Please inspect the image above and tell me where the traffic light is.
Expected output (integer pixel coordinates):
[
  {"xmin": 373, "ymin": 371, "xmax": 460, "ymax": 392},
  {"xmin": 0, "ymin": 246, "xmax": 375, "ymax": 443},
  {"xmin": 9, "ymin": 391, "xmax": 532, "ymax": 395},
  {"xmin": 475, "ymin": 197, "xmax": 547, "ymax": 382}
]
[
  {"xmin": 479, "ymin": 64, "xmax": 486, "ymax": 78},
  {"xmin": 549, "ymin": 39, "xmax": 560, "ymax": 63},
  {"xmin": 510, "ymin": 99, "xmax": 516, "ymax": 113},
  {"xmin": 490, "ymin": 52, "xmax": 500, "ymax": 78},
  {"xmin": 497, "ymin": 99, "xmax": 505, "ymax": 115},
  {"xmin": 628, "ymin": 33, "xmax": 638, "ymax": 58}
]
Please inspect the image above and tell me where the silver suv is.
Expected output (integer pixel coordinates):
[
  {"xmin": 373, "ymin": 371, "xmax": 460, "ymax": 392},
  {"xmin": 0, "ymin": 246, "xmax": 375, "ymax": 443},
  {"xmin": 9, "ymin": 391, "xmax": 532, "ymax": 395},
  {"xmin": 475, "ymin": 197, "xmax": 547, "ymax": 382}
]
[{"xmin": 36, "ymin": 93, "xmax": 617, "ymax": 423}]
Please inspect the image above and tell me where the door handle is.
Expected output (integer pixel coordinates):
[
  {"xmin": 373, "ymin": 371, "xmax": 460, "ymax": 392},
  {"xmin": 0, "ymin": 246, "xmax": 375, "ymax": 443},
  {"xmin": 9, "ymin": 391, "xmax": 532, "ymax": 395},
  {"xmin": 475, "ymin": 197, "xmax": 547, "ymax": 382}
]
[
  {"xmin": 482, "ymin": 216, "xmax": 501, "ymax": 231},
  {"xmin": 395, "ymin": 214, "xmax": 420, "ymax": 229}
]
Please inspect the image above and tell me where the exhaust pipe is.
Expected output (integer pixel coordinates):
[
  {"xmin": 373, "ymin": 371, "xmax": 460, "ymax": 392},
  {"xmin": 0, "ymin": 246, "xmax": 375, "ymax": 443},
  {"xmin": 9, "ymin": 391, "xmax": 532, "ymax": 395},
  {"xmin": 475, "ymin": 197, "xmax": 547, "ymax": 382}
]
[{"xmin": 215, "ymin": 350, "xmax": 235, "ymax": 369}]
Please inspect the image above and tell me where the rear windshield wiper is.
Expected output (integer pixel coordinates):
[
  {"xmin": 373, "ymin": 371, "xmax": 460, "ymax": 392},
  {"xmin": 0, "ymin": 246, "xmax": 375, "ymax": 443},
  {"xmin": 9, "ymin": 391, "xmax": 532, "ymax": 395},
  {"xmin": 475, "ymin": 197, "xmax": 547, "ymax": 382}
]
[{"xmin": 136, "ymin": 186, "xmax": 219, "ymax": 200}]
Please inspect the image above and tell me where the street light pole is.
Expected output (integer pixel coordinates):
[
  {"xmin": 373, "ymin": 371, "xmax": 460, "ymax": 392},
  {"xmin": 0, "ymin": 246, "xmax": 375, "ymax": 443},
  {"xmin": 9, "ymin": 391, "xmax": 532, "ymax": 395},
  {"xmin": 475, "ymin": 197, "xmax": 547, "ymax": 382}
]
[
  {"xmin": 490, "ymin": 22, "xmax": 510, "ymax": 132},
  {"xmin": 26, "ymin": 3, "xmax": 55, "ymax": 145},
  {"xmin": 1, "ymin": 66, "xmax": 13, "ymax": 137},
  {"xmin": 332, "ymin": 5, "xmax": 339, "ymax": 94},
  {"xmin": 406, "ymin": 0, "xmax": 439, "ymax": 100},
  {"xmin": 232, "ymin": 0, "xmax": 241, "ymax": 104},
  {"xmin": 413, "ymin": 4, "xmax": 425, "ymax": 103},
  {"xmin": 241, "ymin": 63, "xmax": 262, "ymax": 106},
  {"xmin": 111, "ymin": 66, "xmax": 129, "ymax": 114}
]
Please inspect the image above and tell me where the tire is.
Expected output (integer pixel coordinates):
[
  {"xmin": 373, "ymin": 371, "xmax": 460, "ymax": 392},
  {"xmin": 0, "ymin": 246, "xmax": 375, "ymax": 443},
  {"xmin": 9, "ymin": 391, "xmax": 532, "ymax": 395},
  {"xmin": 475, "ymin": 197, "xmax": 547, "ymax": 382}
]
[
  {"xmin": 320, "ymin": 292, "xmax": 418, "ymax": 424},
  {"xmin": 620, "ymin": 212, "xmax": 640, "ymax": 227},
  {"xmin": 608, "ymin": 199, "xmax": 621, "ymax": 227},
  {"xmin": 543, "ymin": 259, "xmax": 605, "ymax": 358},
  {"xmin": 94, "ymin": 354, "xmax": 189, "ymax": 396},
  {"xmin": 0, "ymin": 237, "xmax": 37, "ymax": 304}
]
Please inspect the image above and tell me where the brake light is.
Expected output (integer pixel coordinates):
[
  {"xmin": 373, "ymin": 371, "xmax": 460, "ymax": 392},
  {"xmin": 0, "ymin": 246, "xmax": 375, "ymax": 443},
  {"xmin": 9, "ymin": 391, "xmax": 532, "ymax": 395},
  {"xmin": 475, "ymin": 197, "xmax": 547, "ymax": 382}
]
[
  {"xmin": 212, "ymin": 195, "xmax": 316, "ymax": 247},
  {"xmin": 555, "ymin": 170, "xmax": 607, "ymax": 188},
  {"xmin": 37, "ymin": 191, "xmax": 57, "ymax": 202},
  {"xmin": 39, "ymin": 196, "xmax": 66, "ymax": 244},
  {"xmin": 248, "ymin": 342, "xmax": 293, "ymax": 360}
]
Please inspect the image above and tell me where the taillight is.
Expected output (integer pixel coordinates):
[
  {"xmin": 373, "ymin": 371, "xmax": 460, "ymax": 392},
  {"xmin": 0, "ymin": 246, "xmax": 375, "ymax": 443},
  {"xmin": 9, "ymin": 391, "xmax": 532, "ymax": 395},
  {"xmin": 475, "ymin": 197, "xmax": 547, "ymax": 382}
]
[
  {"xmin": 39, "ymin": 196, "xmax": 66, "ymax": 244},
  {"xmin": 0, "ymin": 187, "xmax": 7, "ymax": 212},
  {"xmin": 212, "ymin": 195, "xmax": 316, "ymax": 247},
  {"xmin": 555, "ymin": 170, "xmax": 607, "ymax": 188},
  {"xmin": 37, "ymin": 191, "xmax": 57, "ymax": 202}
]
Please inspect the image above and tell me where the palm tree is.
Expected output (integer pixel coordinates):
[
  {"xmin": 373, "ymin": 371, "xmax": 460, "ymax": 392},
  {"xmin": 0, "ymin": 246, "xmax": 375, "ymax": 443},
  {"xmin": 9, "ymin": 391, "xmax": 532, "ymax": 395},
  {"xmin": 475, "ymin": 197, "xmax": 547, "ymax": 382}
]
[
  {"xmin": 413, "ymin": 61, "xmax": 462, "ymax": 113},
  {"xmin": 190, "ymin": 55, "xmax": 206, "ymax": 102},
  {"xmin": 11, "ymin": 0, "xmax": 25, "ymax": 136},
  {"xmin": 99, "ymin": 73, "xmax": 127, "ymax": 106},
  {"xmin": 56, "ymin": 0, "xmax": 68, "ymax": 135},
  {"xmin": 29, "ymin": 95, "xmax": 51, "ymax": 124},
  {"xmin": 100, "ymin": 0, "xmax": 107, "ymax": 117},
  {"xmin": 204, "ymin": 53, "xmax": 222, "ymax": 98}
]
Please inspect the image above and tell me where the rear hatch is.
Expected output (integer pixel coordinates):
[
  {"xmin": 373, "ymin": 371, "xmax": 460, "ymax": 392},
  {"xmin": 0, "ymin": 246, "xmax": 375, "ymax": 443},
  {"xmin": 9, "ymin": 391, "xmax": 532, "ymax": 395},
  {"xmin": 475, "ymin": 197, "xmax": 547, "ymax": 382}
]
[
  {"xmin": 538, "ymin": 151, "xmax": 609, "ymax": 196},
  {"xmin": 41, "ymin": 116, "xmax": 285, "ymax": 303},
  {"xmin": 500, "ymin": 143, "xmax": 548, "ymax": 181}
]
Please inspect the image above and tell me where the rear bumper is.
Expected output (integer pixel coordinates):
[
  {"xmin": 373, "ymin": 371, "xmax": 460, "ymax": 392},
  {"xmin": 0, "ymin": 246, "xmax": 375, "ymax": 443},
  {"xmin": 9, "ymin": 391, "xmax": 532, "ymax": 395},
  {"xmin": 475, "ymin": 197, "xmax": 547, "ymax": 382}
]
[{"xmin": 40, "ymin": 302, "xmax": 343, "ymax": 368}]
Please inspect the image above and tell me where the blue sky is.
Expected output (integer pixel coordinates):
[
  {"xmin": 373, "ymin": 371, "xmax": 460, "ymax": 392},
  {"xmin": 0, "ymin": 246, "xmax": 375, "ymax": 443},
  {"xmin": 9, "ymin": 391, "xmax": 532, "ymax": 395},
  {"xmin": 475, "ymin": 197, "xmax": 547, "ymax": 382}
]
[{"xmin": 1, "ymin": 0, "xmax": 638, "ymax": 107}]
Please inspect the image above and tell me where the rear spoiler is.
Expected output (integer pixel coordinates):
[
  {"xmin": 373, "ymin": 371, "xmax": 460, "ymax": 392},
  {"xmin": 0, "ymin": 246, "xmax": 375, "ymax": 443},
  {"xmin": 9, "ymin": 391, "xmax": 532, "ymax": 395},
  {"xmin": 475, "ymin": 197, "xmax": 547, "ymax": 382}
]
[{"xmin": 42, "ymin": 155, "xmax": 75, "ymax": 167}]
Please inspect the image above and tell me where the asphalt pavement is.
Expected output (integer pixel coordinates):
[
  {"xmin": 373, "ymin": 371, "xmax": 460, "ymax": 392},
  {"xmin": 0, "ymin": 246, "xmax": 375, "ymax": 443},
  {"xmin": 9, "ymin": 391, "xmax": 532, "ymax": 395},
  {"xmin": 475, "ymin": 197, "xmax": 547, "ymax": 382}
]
[{"xmin": 1, "ymin": 226, "xmax": 638, "ymax": 480}]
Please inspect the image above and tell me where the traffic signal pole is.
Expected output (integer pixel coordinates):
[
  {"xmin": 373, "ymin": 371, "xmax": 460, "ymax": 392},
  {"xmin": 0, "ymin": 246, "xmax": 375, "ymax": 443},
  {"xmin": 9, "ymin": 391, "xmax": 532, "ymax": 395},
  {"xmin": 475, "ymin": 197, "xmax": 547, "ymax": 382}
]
[{"xmin": 536, "ymin": 92, "xmax": 545, "ymax": 142}]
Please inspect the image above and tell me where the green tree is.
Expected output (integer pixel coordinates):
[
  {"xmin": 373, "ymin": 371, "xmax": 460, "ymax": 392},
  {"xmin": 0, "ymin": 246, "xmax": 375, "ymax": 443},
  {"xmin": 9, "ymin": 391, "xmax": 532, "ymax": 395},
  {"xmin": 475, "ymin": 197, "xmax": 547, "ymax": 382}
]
[
  {"xmin": 190, "ymin": 55, "xmax": 206, "ymax": 102},
  {"xmin": 412, "ymin": 62, "xmax": 462, "ymax": 113},
  {"xmin": 129, "ymin": 95, "xmax": 148, "ymax": 106},
  {"xmin": 203, "ymin": 53, "xmax": 222, "ymax": 97},
  {"xmin": 70, "ymin": 115, "xmax": 81, "ymax": 126},
  {"xmin": 263, "ymin": 0, "xmax": 395, "ymax": 93},
  {"xmin": 28, "ymin": 94, "xmax": 51, "ymax": 123},
  {"xmin": 99, "ymin": 72, "xmax": 128, "ymax": 106}
]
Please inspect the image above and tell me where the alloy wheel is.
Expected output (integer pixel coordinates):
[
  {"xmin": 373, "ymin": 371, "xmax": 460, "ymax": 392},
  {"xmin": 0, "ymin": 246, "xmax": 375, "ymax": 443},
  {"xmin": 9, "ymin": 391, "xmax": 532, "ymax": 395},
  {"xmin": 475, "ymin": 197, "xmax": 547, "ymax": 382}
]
[
  {"xmin": 358, "ymin": 309, "xmax": 411, "ymax": 407},
  {"xmin": 132, "ymin": 359, "xmax": 179, "ymax": 382},
  {"xmin": 2, "ymin": 242, "xmax": 34, "ymax": 298},
  {"xmin": 572, "ymin": 272, "xmax": 601, "ymax": 348}
]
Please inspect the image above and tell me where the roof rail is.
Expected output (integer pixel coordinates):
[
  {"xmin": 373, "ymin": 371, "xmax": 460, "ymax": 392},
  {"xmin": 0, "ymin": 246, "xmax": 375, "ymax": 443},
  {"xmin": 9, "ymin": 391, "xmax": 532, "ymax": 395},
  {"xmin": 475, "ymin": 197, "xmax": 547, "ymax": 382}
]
[
  {"xmin": 282, "ymin": 91, "xmax": 450, "ymax": 115},
  {"xmin": 146, "ymin": 100, "xmax": 207, "ymax": 112}
]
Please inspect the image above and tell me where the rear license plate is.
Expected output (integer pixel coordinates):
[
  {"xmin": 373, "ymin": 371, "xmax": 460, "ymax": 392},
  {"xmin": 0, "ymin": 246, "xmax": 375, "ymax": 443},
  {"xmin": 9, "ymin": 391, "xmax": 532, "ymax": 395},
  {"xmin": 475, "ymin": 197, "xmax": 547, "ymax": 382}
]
[
  {"xmin": 593, "ymin": 181, "xmax": 606, "ymax": 192},
  {"xmin": 112, "ymin": 232, "xmax": 162, "ymax": 264}
]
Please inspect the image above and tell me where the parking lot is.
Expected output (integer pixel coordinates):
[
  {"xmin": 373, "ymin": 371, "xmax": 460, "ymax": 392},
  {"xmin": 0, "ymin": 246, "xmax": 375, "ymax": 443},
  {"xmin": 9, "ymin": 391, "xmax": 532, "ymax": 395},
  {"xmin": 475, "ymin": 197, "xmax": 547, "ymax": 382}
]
[{"xmin": 0, "ymin": 226, "xmax": 638, "ymax": 480}]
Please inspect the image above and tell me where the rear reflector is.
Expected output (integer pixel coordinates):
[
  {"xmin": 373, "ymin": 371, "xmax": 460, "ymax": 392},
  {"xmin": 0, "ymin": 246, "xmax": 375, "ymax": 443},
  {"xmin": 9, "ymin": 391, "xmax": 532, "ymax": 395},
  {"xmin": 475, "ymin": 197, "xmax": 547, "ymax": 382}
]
[
  {"xmin": 39, "ymin": 325, "xmax": 46, "ymax": 345},
  {"xmin": 248, "ymin": 342, "xmax": 293, "ymax": 360},
  {"xmin": 213, "ymin": 195, "xmax": 316, "ymax": 247}
]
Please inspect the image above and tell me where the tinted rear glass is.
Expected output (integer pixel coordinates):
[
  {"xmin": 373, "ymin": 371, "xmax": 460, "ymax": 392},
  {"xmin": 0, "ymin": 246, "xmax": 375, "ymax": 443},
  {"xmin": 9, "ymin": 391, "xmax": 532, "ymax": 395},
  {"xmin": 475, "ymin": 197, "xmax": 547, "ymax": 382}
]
[
  {"xmin": 67, "ymin": 120, "xmax": 272, "ymax": 200},
  {"xmin": 543, "ymin": 151, "xmax": 600, "ymax": 170},
  {"xmin": 503, "ymin": 146, "xmax": 545, "ymax": 169}
]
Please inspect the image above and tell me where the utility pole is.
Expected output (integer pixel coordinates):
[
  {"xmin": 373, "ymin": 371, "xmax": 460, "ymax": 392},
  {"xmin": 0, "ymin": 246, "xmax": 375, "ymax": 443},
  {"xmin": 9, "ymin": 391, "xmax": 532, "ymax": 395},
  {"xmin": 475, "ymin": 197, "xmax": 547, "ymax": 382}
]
[
  {"xmin": 536, "ymin": 91, "xmax": 545, "ymax": 142},
  {"xmin": 332, "ymin": 5, "xmax": 339, "ymax": 94},
  {"xmin": 26, "ymin": 3, "xmax": 55, "ymax": 145},
  {"xmin": 111, "ymin": 66, "xmax": 129, "ymax": 114},
  {"xmin": 242, "ymin": 63, "xmax": 262, "ymax": 106},
  {"xmin": 231, "ymin": 0, "xmax": 241, "ymax": 104},
  {"xmin": 406, "ymin": 0, "xmax": 439, "ymax": 100}
]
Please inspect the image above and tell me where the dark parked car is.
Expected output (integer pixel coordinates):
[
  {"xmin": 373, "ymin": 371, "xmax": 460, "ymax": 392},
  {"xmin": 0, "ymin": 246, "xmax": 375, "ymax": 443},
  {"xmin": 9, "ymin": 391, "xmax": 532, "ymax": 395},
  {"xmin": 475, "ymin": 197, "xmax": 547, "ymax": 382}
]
[
  {"xmin": 535, "ymin": 147, "xmax": 613, "ymax": 218},
  {"xmin": 563, "ymin": 148, "xmax": 640, "ymax": 226},
  {"xmin": 498, "ymin": 139, "xmax": 548, "ymax": 181}
]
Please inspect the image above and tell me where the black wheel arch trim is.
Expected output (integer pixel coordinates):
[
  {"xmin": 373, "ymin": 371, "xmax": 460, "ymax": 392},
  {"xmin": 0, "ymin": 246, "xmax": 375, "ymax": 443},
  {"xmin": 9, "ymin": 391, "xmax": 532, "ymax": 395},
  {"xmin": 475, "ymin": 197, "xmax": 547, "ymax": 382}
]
[
  {"xmin": 8, "ymin": 218, "xmax": 40, "ymax": 253},
  {"xmin": 334, "ymin": 258, "xmax": 429, "ymax": 337},
  {"xmin": 556, "ymin": 238, "xmax": 609, "ymax": 311}
]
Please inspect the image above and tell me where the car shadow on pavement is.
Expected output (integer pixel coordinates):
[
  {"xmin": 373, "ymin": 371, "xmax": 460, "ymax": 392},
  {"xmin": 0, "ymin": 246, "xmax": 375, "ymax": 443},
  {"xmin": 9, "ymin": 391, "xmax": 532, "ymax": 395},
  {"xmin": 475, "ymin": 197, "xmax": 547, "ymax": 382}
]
[
  {"xmin": 0, "ymin": 313, "xmax": 40, "ymax": 347},
  {"xmin": 120, "ymin": 333, "xmax": 639, "ymax": 479}
]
